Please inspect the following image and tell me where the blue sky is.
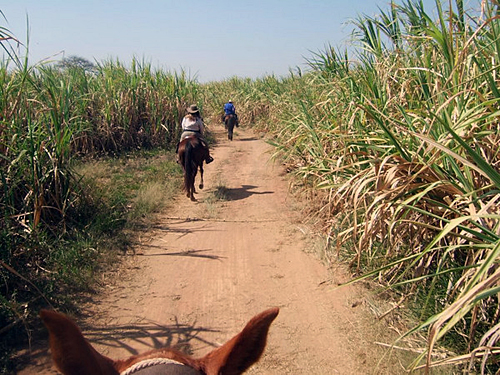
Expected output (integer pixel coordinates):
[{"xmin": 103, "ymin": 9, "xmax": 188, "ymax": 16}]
[{"xmin": 1, "ymin": 1, "xmax": 475, "ymax": 82}]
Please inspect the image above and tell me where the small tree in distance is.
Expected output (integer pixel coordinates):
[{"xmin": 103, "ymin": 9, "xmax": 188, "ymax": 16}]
[{"xmin": 55, "ymin": 55, "xmax": 97, "ymax": 73}]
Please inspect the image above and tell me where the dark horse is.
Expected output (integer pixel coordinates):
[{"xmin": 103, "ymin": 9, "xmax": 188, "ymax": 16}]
[
  {"xmin": 224, "ymin": 114, "xmax": 238, "ymax": 141},
  {"xmin": 178, "ymin": 136, "xmax": 209, "ymax": 201}
]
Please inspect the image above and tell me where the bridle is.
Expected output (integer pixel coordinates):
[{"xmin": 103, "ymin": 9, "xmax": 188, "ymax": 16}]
[{"xmin": 120, "ymin": 358, "xmax": 201, "ymax": 375}]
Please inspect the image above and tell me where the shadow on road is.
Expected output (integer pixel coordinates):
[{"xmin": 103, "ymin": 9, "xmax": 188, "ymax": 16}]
[
  {"xmin": 225, "ymin": 185, "xmax": 273, "ymax": 201},
  {"xmin": 141, "ymin": 248, "xmax": 225, "ymax": 261},
  {"xmin": 237, "ymin": 137, "xmax": 258, "ymax": 142},
  {"xmin": 79, "ymin": 318, "xmax": 221, "ymax": 356}
]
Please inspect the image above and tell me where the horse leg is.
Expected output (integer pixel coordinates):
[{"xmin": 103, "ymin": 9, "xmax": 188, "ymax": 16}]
[
  {"xmin": 199, "ymin": 164, "xmax": 204, "ymax": 190},
  {"xmin": 189, "ymin": 176, "xmax": 196, "ymax": 201},
  {"xmin": 184, "ymin": 166, "xmax": 192, "ymax": 199},
  {"xmin": 191, "ymin": 171, "xmax": 197, "ymax": 196},
  {"xmin": 228, "ymin": 121, "xmax": 233, "ymax": 141}
]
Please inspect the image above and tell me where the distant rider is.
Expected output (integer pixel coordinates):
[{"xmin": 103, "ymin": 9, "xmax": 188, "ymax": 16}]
[
  {"xmin": 176, "ymin": 104, "xmax": 214, "ymax": 164},
  {"xmin": 222, "ymin": 100, "xmax": 239, "ymax": 127}
]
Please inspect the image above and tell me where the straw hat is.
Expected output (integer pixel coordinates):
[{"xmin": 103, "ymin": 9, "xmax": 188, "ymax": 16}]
[{"xmin": 187, "ymin": 104, "xmax": 199, "ymax": 114}]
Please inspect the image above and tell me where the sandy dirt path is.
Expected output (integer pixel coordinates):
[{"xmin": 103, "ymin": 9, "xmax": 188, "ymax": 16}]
[{"xmin": 18, "ymin": 126, "xmax": 398, "ymax": 374}]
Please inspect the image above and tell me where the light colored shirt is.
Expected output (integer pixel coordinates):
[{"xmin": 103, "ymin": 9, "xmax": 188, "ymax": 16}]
[{"xmin": 181, "ymin": 115, "xmax": 205, "ymax": 134}]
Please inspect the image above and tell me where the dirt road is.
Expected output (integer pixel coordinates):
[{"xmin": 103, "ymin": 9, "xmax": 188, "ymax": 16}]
[{"xmin": 18, "ymin": 126, "xmax": 399, "ymax": 374}]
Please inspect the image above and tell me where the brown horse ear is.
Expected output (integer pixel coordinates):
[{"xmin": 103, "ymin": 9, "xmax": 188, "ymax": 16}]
[
  {"xmin": 40, "ymin": 309, "xmax": 118, "ymax": 375},
  {"xmin": 201, "ymin": 307, "xmax": 279, "ymax": 375}
]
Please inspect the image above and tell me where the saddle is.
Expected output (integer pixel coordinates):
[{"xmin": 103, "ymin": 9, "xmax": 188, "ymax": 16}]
[
  {"xmin": 182, "ymin": 134, "xmax": 209, "ymax": 150},
  {"xmin": 223, "ymin": 114, "xmax": 238, "ymax": 123},
  {"xmin": 181, "ymin": 133, "xmax": 198, "ymax": 141}
]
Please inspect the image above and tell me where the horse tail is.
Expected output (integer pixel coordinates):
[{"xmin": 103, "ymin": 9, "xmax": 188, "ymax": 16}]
[
  {"xmin": 227, "ymin": 115, "xmax": 237, "ymax": 141},
  {"xmin": 183, "ymin": 140, "xmax": 196, "ymax": 191}
]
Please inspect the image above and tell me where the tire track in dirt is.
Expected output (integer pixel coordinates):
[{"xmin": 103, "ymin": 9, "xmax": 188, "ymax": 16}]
[{"xmin": 18, "ymin": 126, "xmax": 398, "ymax": 374}]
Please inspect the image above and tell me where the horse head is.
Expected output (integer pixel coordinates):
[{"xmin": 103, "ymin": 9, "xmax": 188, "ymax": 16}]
[{"xmin": 40, "ymin": 307, "xmax": 279, "ymax": 375}]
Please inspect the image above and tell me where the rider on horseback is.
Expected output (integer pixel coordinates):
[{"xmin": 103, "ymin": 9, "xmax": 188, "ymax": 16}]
[
  {"xmin": 176, "ymin": 104, "xmax": 214, "ymax": 164},
  {"xmin": 221, "ymin": 100, "xmax": 239, "ymax": 127}
]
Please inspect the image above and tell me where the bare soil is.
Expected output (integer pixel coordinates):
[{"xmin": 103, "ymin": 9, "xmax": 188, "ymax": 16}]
[{"xmin": 16, "ymin": 126, "xmax": 405, "ymax": 374}]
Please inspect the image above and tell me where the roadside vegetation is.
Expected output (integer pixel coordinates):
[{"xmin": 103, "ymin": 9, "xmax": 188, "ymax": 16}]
[
  {"xmin": 2, "ymin": 0, "xmax": 499, "ymax": 373},
  {"xmin": 0, "ymin": 33, "xmax": 188, "ymax": 372}
]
